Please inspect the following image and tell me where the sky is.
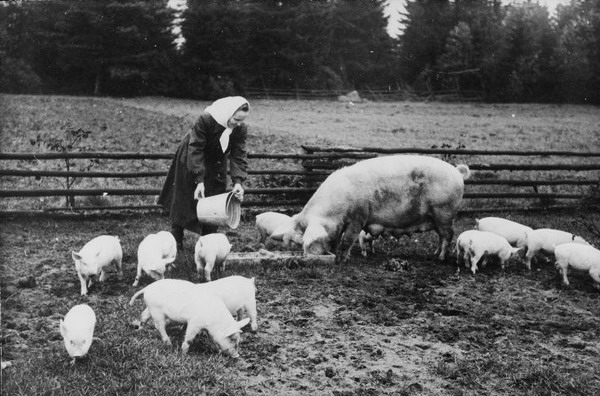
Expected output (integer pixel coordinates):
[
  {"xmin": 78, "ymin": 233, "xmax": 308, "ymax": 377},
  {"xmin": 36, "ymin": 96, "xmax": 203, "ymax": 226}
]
[{"xmin": 385, "ymin": 0, "xmax": 572, "ymax": 38}]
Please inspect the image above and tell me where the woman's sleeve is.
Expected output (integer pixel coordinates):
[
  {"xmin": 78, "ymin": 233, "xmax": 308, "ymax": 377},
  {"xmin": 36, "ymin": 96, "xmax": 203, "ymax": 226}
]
[
  {"xmin": 230, "ymin": 125, "xmax": 248, "ymax": 185},
  {"xmin": 188, "ymin": 116, "xmax": 207, "ymax": 184}
]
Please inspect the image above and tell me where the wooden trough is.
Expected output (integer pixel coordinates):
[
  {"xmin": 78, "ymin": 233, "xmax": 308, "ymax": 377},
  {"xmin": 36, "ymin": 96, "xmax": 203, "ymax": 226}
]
[{"xmin": 226, "ymin": 250, "xmax": 335, "ymax": 266}]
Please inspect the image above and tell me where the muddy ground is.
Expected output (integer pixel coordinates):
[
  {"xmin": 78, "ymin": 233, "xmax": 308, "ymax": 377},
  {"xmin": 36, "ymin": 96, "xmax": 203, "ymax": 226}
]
[{"xmin": 2, "ymin": 211, "xmax": 600, "ymax": 395}]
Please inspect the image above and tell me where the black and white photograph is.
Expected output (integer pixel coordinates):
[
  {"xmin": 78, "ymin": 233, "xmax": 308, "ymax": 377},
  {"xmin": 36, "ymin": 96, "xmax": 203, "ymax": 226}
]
[{"xmin": 1, "ymin": 0, "xmax": 599, "ymax": 394}]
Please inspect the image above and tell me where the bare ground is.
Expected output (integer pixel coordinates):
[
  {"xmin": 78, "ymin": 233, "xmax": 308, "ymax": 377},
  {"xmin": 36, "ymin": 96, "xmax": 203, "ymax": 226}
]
[{"xmin": 2, "ymin": 211, "xmax": 600, "ymax": 395}]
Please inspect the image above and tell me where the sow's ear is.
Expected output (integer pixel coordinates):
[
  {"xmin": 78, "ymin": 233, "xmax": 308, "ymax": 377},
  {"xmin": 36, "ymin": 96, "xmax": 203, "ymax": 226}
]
[{"xmin": 72, "ymin": 251, "xmax": 82, "ymax": 261}]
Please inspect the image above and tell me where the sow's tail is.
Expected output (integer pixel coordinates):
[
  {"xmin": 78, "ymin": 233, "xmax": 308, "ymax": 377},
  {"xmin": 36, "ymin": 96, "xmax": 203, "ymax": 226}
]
[
  {"xmin": 129, "ymin": 287, "xmax": 147, "ymax": 306},
  {"xmin": 455, "ymin": 164, "xmax": 471, "ymax": 180}
]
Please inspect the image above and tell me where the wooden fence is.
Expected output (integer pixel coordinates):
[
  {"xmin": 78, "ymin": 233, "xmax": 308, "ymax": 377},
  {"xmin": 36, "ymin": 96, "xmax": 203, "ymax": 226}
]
[
  {"xmin": 1, "ymin": 146, "xmax": 599, "ymax": 215},
  {"xmin": 244, "ymin": 87, "xmax": 484, "ymax": 102}
]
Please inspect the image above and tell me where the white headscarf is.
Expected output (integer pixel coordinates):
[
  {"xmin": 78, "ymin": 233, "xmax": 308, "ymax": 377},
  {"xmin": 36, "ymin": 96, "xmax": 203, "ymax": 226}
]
[{"xmin": 205, "ymin": 96, "xmax": 249, "ymax": 152}]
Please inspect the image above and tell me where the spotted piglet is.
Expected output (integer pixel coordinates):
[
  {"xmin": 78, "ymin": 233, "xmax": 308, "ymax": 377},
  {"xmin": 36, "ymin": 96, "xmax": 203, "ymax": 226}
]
[{"xmin": 358, "ymin": 230, "xmax": 375, "ymax": 257}]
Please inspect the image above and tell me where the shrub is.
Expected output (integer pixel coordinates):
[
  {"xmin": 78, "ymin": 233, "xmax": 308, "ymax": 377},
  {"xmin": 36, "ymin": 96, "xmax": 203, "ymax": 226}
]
[{"xmin": 0, "ymin": 56, "xmax": 43, "ymax": 93}]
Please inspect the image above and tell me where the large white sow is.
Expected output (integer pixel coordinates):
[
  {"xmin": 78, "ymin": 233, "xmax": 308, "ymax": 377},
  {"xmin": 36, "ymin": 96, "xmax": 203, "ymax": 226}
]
[{"xmin": 281, "ymin": 155, "xmax": 470, "ymax": 264}]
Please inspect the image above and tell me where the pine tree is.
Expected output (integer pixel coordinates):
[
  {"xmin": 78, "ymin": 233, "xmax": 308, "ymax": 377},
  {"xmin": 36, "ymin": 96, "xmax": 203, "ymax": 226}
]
[
  {"xmin": 556, "ymin": 0, "xmax": 600, "ymax": 103},
  {"xmin": 489, "ymin": 2, "xmax": 560, "ymax": 102},
  {"xmin": 55, "ymin": 0, "xmax": 178, "ymax": 96},
  {"xmin": 1, "ymin": 0, "xmax": 178, "ymax": 96},
  {"xmin": 398, "ymin": 0, "xmax": 454, "ymax": 84}
]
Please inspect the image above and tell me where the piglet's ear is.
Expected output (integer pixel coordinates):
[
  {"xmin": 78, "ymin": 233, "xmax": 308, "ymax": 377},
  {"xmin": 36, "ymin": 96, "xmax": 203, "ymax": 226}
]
[
  {"xmin": 237, "ymin": 317, "xmax": 251, "ymax": 330},
  {"xmin": 59, "ymin": 319, "xmax": 66, "ymax": 337},
  {"xmin": 223, "ymin": 318, "xmax": 251, "ymax": 338},
  {"xmin": 72, "ymin": 251, "xmax": 82, "ymax": 261},
  {"xmin": 269, "ymin": 225, "xmax": 289, "ymax": 240},
  {"xmin": 223, "ymin": 326, "xmax": 242, "ymax": 339}
]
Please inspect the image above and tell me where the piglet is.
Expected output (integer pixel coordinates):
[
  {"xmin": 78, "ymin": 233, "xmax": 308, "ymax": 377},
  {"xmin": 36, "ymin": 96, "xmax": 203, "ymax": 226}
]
[
  {"xmin": 255, "ymin": 212, "xmax": 302, "ymax": 247},
  {"xmin": 129, "ymin": 279, "xmax": 250, "ymax": 357},
  {"xmin": 554, "ymin": 243, "xmax": 600, "ymax": 290},
  {"xmin": 475, "ymin": 217, "xmax": 532, "ymax": 248},
  {"xmin": 523, "ymin": 228, "xmax": 589, "ymax": 270},
  {"xmin": 60, "ymin": 304, "xmax": 96, "ymax": 364},
  {"xmin": 72, "ymin": 235, "xmax": 123, "ymax": 296},
  {"xmin": 197, "ymin": 275, "xmax": 258, "ymax": 331},
  {"xmin": 358, "ymin": 230, "xmax": 375, "ymax": 257},
  {"xmin": 194, "ymin": 233, "xmax": 231, "ymax": 281},
  {"xmin": 132, "ymin": 231, "xmax": 177, "ymax": 287},
  {"xmin": 456, "ymin": 230, "xmax": 523, "ymax": 274}
]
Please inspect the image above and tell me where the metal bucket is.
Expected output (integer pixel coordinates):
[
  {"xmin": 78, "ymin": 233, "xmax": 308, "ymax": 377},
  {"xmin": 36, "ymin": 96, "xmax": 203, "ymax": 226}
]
[{"xmin": 196, "ymin": 191, "xmax": 241, "ymax": 229}]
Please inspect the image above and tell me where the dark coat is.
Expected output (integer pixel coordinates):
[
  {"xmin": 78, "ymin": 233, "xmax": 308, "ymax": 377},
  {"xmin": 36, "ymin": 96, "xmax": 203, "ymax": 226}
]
[{"xmin": 158, "ymin": 112, "xmax": 248, "ymax": 231}]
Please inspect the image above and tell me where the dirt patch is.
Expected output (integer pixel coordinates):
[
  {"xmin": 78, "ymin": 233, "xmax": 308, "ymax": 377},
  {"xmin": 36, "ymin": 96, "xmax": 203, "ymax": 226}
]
[{"xmin": 2, "ymin": 212, "xmax": 600, "ymax": 395}]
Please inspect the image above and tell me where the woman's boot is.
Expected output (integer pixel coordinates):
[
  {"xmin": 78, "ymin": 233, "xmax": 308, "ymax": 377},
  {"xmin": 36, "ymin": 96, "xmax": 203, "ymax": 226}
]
[{"xmin": 170, "ymin": 224, "xmax": 184, "ymax": 250}]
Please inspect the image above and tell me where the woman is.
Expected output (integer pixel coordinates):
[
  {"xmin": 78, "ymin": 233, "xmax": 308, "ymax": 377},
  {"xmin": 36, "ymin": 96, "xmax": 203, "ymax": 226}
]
[{"xmin": 158, "ymin": 96, "xmax": 249, "ymax": 248}]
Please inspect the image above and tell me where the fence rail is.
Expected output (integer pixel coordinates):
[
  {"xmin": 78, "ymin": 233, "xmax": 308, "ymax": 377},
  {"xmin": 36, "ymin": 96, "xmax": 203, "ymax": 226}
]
[
  {"xmin": 3, "ymin": 168, "xmax": 600, "ymax": 182},
  {"xmin": 1, "ymin": 146, "xmax": 599, "ymax": 214},
  {"xmin": 301, "ymin": 145, "xmax": 600, "ymax": 157},
  {"xmin": 244, "ymin": 87, "xmax": 485, "ymax": 101}
]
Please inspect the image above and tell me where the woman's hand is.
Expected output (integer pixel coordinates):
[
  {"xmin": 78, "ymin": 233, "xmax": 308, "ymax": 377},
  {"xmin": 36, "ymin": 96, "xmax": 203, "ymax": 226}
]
[
  {"xmin": 194, "ymin": 182, "xmax": 205, "ymax": 200},
  {"xmin": 232, "ymin": 183, "xmax": 244, "ymax": 201}
]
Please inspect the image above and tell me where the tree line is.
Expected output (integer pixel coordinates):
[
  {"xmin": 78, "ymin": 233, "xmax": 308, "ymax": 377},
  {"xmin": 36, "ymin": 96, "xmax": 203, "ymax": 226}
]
[{"xmin": 1, "ymin": 0, "xmax": 598, "ymax": 103}]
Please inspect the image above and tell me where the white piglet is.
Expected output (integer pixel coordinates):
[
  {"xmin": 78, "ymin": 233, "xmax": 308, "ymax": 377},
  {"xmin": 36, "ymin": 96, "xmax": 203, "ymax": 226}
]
[
  {"xmin": 129, "ymin": 279, "xmax": 250, "ymax": 357},
  {"xmin": 523, "ymin": 228, "xmax": 589, "ymax": 270},
  {"xmin": 71, "ymin": 235, "xmax": 123, "ymax": 296},
  {"xmin": 255, "ymin": 212, "xmax": 292, "ymax": 244},
  {"xmin": 60, "ymin": 304, "xmax": 96, "ymax": 364},
  {"xmin": 133, "ymin": 231, "xmax": 177, "ymax": 287},
  {"xmin": 554, "ymin": 243, "xmax": 600, "ymax": 290},
  {"xmin": 198, "ymin": 275, "xmax": 258, "ymax": 331},
  {"xmin": 256, "ymin": 212, "xmax": 303, "ymax": 247},
  {"xmin": 456, "ymin": 230, "xmax": 522, "ymax": 274},
  {"xmin": 475, "ymin": 217, "xmax": 532, "ymax": 248},
  {"xmin": 194, "ymin": 233, "xmax": 231, "ymax": 281}
]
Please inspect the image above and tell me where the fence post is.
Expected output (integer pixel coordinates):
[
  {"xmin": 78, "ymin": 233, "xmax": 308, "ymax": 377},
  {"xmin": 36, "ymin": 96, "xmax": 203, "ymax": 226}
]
[{"xmin": 301, "ymin": 145, "xmax": 320, "ymax": 188}]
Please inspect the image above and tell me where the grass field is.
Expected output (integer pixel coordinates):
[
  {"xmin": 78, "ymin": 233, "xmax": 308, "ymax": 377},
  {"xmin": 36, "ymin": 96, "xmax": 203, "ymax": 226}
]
[
  {"xmin": 1, "ymin": 95, "xmax": 600, "ymax": 395},
  {"xmin": 1, "ymin": 94, "xmax": 599, "ymax": 212}
]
